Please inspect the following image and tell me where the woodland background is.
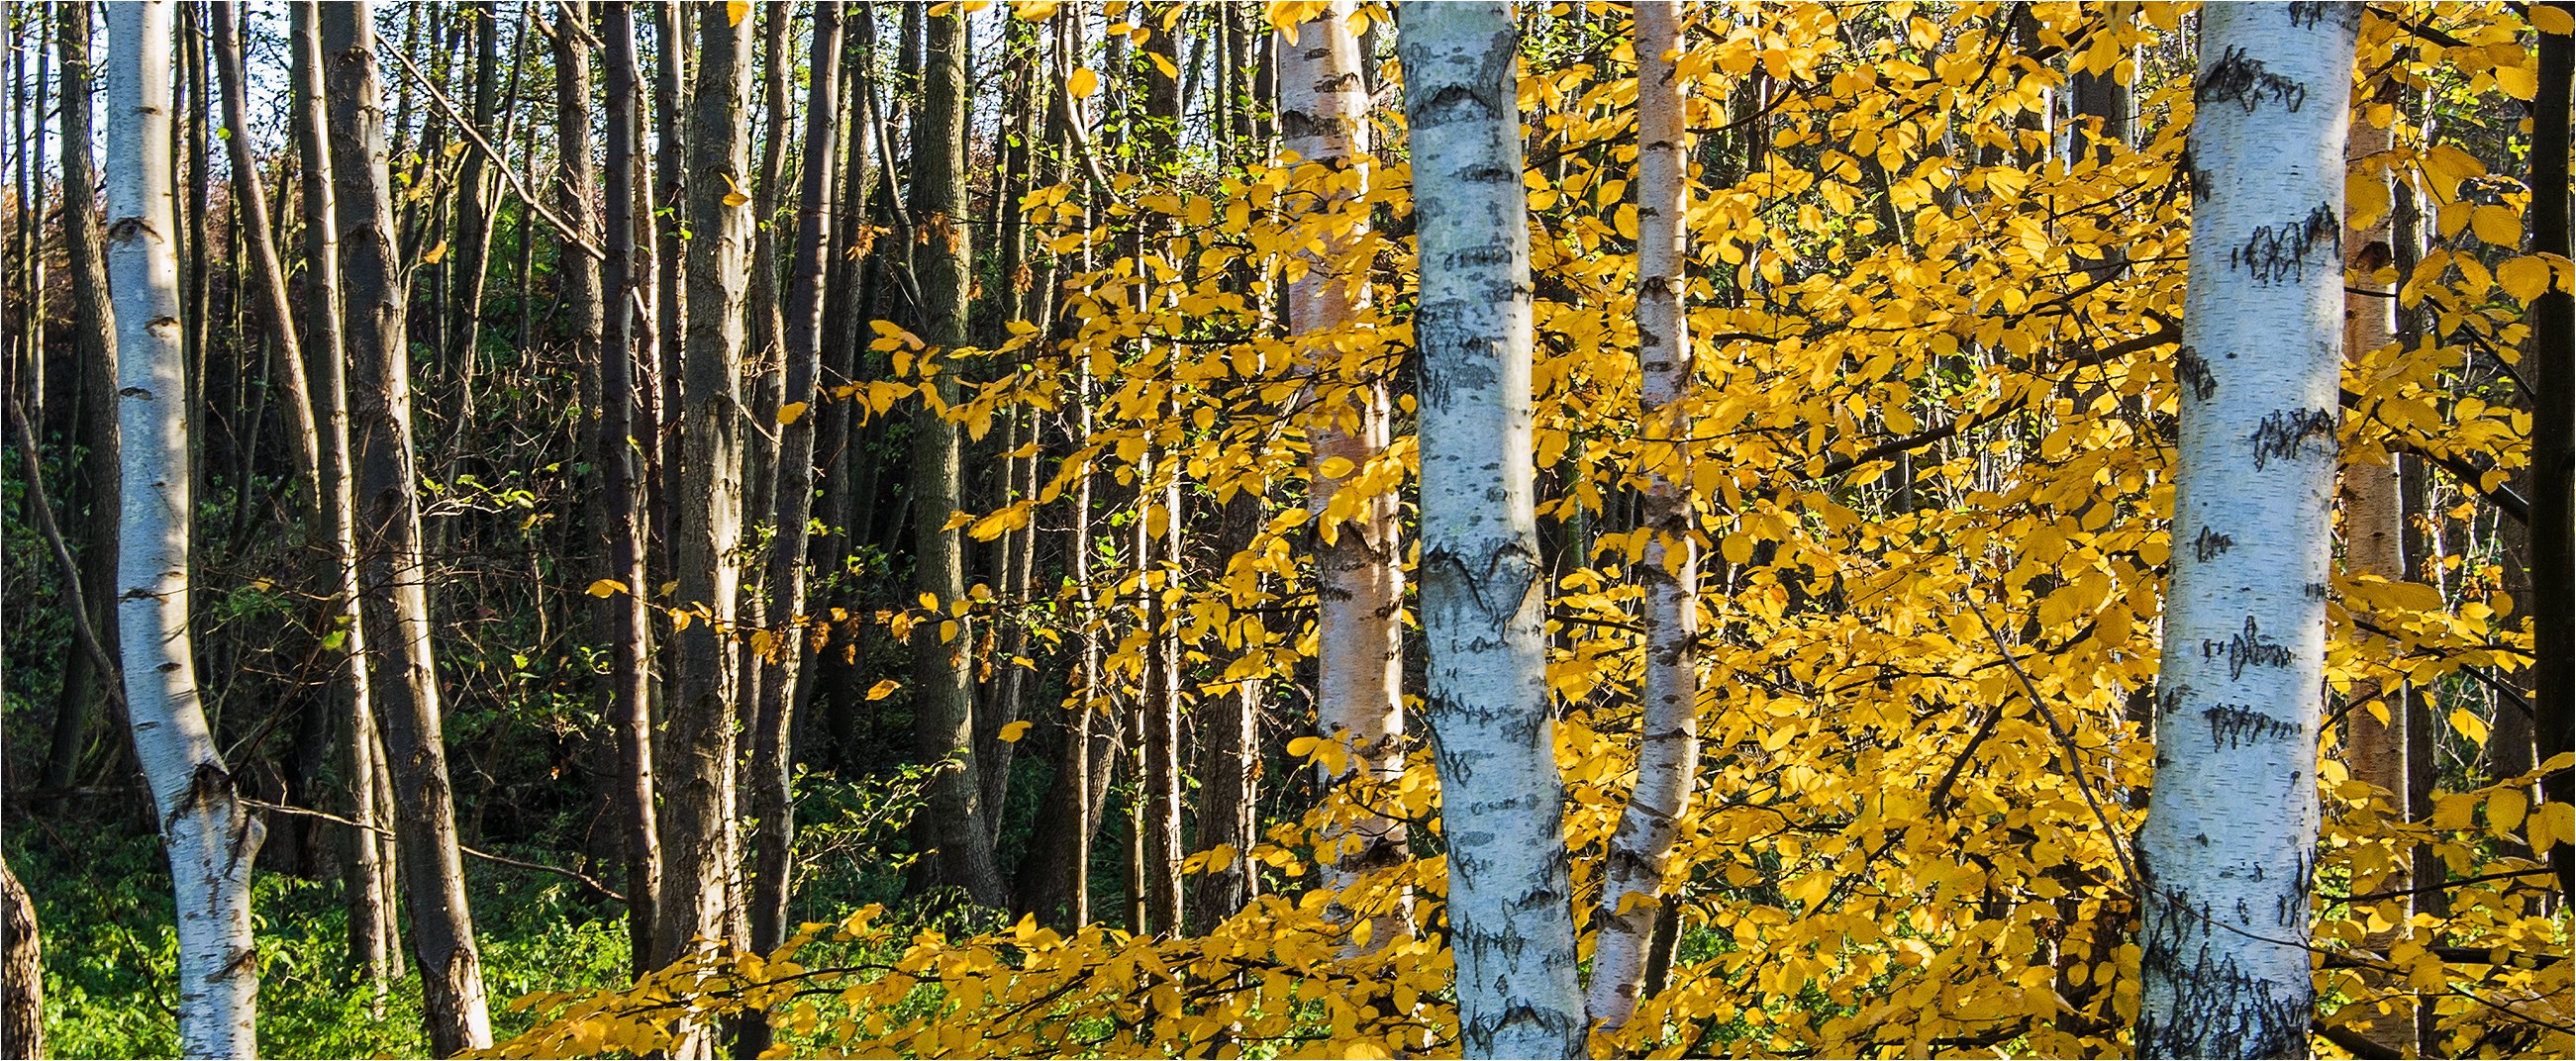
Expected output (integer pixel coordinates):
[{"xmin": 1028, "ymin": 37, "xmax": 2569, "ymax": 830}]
[{"xmin": 0, "ymin": 0, "xmax": 2569, "ymax": 1058}]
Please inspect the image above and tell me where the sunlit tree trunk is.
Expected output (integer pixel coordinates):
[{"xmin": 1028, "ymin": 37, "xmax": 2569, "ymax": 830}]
[
  {"xmin": 1590, "ymin": 0, "xmax": 1700, "ymax": 1036},
  {"xmin": 0, "ymin": 858, "xmax": 40, "ymax": 1061},
  {"xmin": 2134, "ymin": 5, "xmax": 2358, "ymax": 1057},
  {"xmin": 1281, "ymin": 0, "xmax": 1406, "ymax": 946},
  {"xmin": 911, "ymin": 0, "xmax": 1011, "ymax": 909},
  {"xmin": 659, "ymin": 3, "xmax": 755, "ymax": 1029},
  {"xmin": 748, "ymin": 0, "xmax": 844, "ymax": 1010},
  {"xmin": 600, "ymin": 0, "xmax": 664, "ymax": 983},
  {"xmin": 294, "ymin": 0, "xmax": 395, "ymax": 1001},
  {"xmin": 1397, "ymin": 4, "xmax": 1586, "ymax": 1056},
  {"xmin": 323, "ymin": 3, "xmax": 495, "ymax": 1052},
  {"xmin": 106, "ymin": 5, "xmax": 264, "ymax": 1051}
]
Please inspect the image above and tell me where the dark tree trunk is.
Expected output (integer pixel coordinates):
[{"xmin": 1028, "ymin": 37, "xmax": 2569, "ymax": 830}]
[
  {"xmin": 911, "ymin": 0, "xmax": 1010, "ymax": 909},
  {"xmin": 323, "ymin": 4, "xmax": 495, "ymax": 1051},
  {"xmin": 44, "ymin": 0, "xmax": 120, "ymax": 812},
  {"xmin": 600, "ymin": 0, "xmax": 664, "ymax": 983},
  {"xmin": 2527, "ymin": 1, "xmax": 2573, "ymax": 895}
]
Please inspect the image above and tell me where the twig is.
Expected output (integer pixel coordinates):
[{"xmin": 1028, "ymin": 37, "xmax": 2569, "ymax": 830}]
[
  {"xmin": 1965, "ymin": 599, "xmax": 2142, "ymax": 893},
  {"xmin": 6, "ymin": 394, "xmax": 128, "ymax": 718},
  {"xmin": 384, "ymin": 48, "xmax": 605, "ymax": 262},
  {"xmin": 242, "ymin": 798, "xmax": 626, "ymax": 904}
]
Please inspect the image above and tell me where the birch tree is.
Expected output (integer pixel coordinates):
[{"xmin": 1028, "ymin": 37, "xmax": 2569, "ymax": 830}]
[
  {"xmin": 105, "ymin": 3, "xmax": 263, "ymax": 1052},
  {"xmin": 1589, "ymin": 0, "xmax": 1700, "ymax": 1034},
  {"xmin": 1283, "ymin": 0, "xmax": 1409, "ymax": 948},
  {"xmin": 2133, "ymin": 4, "xmax": 2358, "ymax": 1056},
  {"xmin": 1398, "ymin": 4, "xmax": 1586, "ymax": 1056}
]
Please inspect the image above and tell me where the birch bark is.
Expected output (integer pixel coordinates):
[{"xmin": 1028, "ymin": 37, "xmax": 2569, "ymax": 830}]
[
  {"xmin": 1284, "ymin": 1, "xmax": 1409, "ymax": 947},
  {"xmin": 2134, "ymin": 5, "xmax": 2358, "ymax": 1056},
  {"xmin": 106, "ymin": 4, "xmax": 264, "ymax": 1053},
  {"xmin": 1589, "ymin": 0, "xmax": 1700, "ymax": 1035},
  {"xmin": 1398, "ymin": 5, "xmax": 1586, "ymax": 1056}
]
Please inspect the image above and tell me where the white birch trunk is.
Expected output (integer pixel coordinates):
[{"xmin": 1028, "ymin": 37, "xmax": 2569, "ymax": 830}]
[
  {"xmin": 1398, "ymin": 5, "xmax": 1586, "ymax": 1056},
  {"xmin": 2135, "ymin": 5, "xmax": 2358, "ymax": 1056},
  {"xmin": 106, "ymin": 3, "xmax": 264, "ymax": 1054},
  {"xmin": 1588, "ymin": 0, "xmax": 1698, "ymax": 1035},
  {"xmin": 1283, "ymin": 0, "xmax": 1409, "ymax": 944}
]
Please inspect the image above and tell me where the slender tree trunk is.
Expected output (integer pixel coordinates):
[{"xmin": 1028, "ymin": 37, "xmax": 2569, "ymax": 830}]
[
  {"xmin": 323, "ymin": 4, "xmax": 496, "ymax": 1052},
  {"xmin": 736, "ymin": 3, "xmax": 794, "ymax": 736},
  {"xmin": 910, "ymin": 0, "xmax": 1010, "ymax": 909},
  {"xmin": 2133, "ymin": 6, "xmax": 2358, "ymax": 1057},
  {"xmin": 294, "ymin": 0, "xmax": 395, "ymax": 1000},
  {"xmin": 2526, "ymin": 0, "xmax": 2574, "ymax": 896},
  {"xmin": 1590, "ymin": 1, "xmax": 1701, "ymax": 1035},
  {"xmin": 1136, "ymin": 0, "xmax": 1185, "ymax": 940},
  {"xmin": 1397, "ymin": 5, "xmax": 1586, "ymax": 1056},
  {"xmin": 44, "ymin": 0, "xmax": 120, "ymax": 812},
  {"xmin": 652, "ymin": 0, "xmax": 689, "ymax": 584},
  {"xmin": 106, "ymin": 6, "xmax": 264, "ymax": 1052},
  {"xmin": 1281, "ymin": 0, "xmax": 1406, "ymax": 947},
  {"xmin": 746, "ymin": 0, "xmax": 844, "ymax": 1021},
  {"xmin": 447, "ymin": 2, "xmax": 499, "ymax": 392},
  {"xmin": 658, "ymin": 9, "xmax": 755, "ymax": 1041},
  {"xmin": 214, "ymin": 2, "xmax": 323, "ymax": 513},
  {"xmin": 554, "ymin": 0, "xmax": 606, "ymax": 565},
  {"xmin": 601, "ymin": 0, "xmax": 664, "ymax": 982}
]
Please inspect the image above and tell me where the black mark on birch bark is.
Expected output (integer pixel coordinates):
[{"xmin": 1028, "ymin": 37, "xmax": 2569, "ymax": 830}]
[
  {"xmin": 2229, "ymin": 203, "xmax": 2338, "ymax": 285},
  {"xmin": 2192, "ymin": 526, "xmax": 2234, "ymax": 561},
  {"xmin": 2176, "ymin": 345, "xmax": 2218, "ymax": 400},
  {"xmin": 2195, "ymin": 47, "xmax": 2308, "ymax": 113},
  {"xmin": 2201, "ymin": 616, "xmax": 2293, "ymax": 679},
  {"xmin": 2247, "ymin": 407, "xmax": 2336, "ymax": 469},
  {"xmin": 2201, "ymin": 701, "xmax": 2299, "ymax": 747}
]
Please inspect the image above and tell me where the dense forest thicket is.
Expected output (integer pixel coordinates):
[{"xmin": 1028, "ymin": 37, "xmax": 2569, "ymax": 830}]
[{"xmin": 0, "ymin": 1, "xmax": 2570, "ymax": 1058}]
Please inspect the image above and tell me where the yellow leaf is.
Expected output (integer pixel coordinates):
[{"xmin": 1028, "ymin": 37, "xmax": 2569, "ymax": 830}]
[
  {"xmin": 997, "ymin": 721, "xmax": 1033, "ymax": 742},
  {"xmin": 2535, "ymin": 4, "xmax": 2576, "ymax": 34},
  {"xmin": 2496, "ymin": 62, "xmax": 2538, "ymax": 101},
  {"xmin": 940, "ymin": 620, "xmax": 960, "ymax": 643},
  {"xmin": 2487, "ymin": 788, "xmax": 2529, "ymax": 835},
  {"xmin": 728, "ymin": 0, "xmax": 750, "ymax": 26},
  {"xmin": 2499, "ymin": 255, "xmax": 2554, "ymax": 302},
  {"xmin": 2449, "ymin": 708, "xmax": 2490, "ymax": 745},
  {"xmin": 866, "ymin": 679, "xmax": 901, "ymax": 701},
  {"xmin": 776, "ymin": 401, "xmax": 810, "ymax": 425},
  {"xmin": 1069, "ymin": 67, "xmax": 1100, "ymax": 99},
  {"xmin": 587, "ymin": 579, "xmax": 628, "ymax": 598},
  {"xmin": 2471, "ymin": 204, "xmax": 2524, "ymax": 246},
  {"xmin": 724, "ymin": 173, "xmax": 751, "ymax": 208},
  {"xmin": 422, "ymin": 239, "xmax": 449, "ymax": 264},
  {"xmin": 919, "ymin": 592, "xmax": 941, "ymax": 611}
]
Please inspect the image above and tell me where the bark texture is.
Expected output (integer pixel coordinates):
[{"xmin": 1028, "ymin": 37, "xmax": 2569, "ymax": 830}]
[
  {"xmin": 1397, "ymin": 4, "xmax": 1587, "ymax": 1057},
  {"xmin": 323, "ymin": 3, "xmax": 494, "ymax": 1051},
  {"xmin": 1589, "ymin": 0, "xmax": 1701, "ymax": 1035},
  {"xmin": 107, "ymin": 5, "xmax": 265, "ymax": 1052},
  {"xmin": 911, "ymin": 0, "xmax": 1011, "ymax": 909},
  {"xmin": 1282, "ymin": 0, "xmax": 1408, "ymax": 947},
  {"xmin": 2133, "ymin": 5, "xmax": 2358, "ymax": 1057},
  {"xmin": 659, "ymin": 4, "xmax": 756, "ymax": 1024}
]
